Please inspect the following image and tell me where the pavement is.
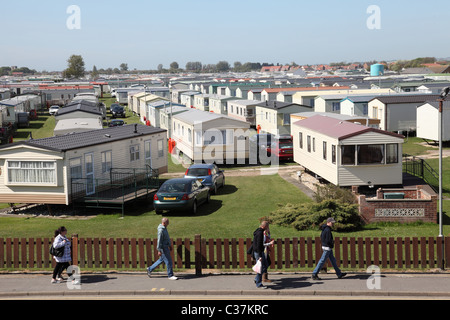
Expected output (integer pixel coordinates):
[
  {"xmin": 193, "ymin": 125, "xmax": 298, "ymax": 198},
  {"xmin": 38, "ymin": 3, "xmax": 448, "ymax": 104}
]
[{"xmin": 1, "ymin": 271, "xmax": 450, "ymax": 300}]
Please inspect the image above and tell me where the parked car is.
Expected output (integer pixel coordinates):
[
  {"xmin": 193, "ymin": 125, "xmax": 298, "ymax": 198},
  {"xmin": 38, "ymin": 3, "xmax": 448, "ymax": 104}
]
[
  {"xmin": 49, "ymin": 105, "xmax": 60, "ymax": 116},
  {"xmin": 266, "ymin": 134, "xmax": 293, "ymax": 161},
  {"xmin": 184, "ymin": 163, "xmax": 225, "ymax": 194},
  {"xmin": 153, "ymin": 178, "xmax": 210, "ymax": 215},
  {"xmin": 249, "ymin": 133, "xmax": 275, "ymax": 158},
  {"xmin": 110, "ymin": 104, "xmax": 125, "ymax": 118},
  {"xmin": 109, "ymin": 119, "xmax": 125, "ymax": 127}
]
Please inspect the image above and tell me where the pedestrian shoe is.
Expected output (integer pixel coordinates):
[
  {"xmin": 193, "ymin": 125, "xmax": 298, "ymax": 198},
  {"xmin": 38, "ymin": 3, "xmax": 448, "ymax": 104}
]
[
  {"xmin": 257, "ymin": 284, "xmax": 268, "ymax": 289},
  {"xmin": 56, "ymin": 277, "xmax": 66, "ymax": 282},
  {"xmin": 51, "ymin": 279, "xmax": 60, "ymax": 284},
  {"xmin": 338, "ymin": 272, "xmax": 347, "ymax": 279},
  {"xmin": 169, "ymin": 276, "xmax": 178, "ymax": 280},
  {"xmin": 311, "ymin": 274, "xmax": 321, "ymax": 280},
  {"xmin": 147, "ymin": 269, "xmax": 152, "ymax": 278}
]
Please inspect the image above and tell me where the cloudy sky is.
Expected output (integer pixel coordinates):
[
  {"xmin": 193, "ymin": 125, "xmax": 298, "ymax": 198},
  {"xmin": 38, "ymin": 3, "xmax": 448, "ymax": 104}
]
[{"xmin": 1, "ymin": 0, "xmax": 450, "ymax": 71}]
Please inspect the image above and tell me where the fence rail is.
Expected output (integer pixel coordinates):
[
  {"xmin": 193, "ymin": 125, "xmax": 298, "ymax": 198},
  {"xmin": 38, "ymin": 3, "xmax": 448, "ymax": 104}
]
[{"xmin": 1, "ymin": 235, "xmax": 448, "ymax": 272}]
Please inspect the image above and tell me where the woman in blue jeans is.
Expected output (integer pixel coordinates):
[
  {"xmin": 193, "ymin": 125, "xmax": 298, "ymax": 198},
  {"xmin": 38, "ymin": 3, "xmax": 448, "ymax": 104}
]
[{"xmin": 312, "ymin": 218, "xmax": 347, "ymax": 280}]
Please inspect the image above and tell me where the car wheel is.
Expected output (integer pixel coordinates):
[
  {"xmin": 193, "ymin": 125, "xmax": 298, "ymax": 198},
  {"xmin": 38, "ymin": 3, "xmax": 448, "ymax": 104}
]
[
  {"xmin": 191, "ymin": 200, "xmax": 197, "ymax": 215},
  {"xmin": 221, "ymin": 177, "xmax": 225, "ymax": 188},
  {"xmin": 206, "ymin": 192, "xmax": 210, "ymax": 204},
  {"xmin": 213, "ymin": 184, "xmax": 218, "ymax": 195},
  {"xmin": 155, "ymin": 209, "xmax": 163, "ymax": 215}
]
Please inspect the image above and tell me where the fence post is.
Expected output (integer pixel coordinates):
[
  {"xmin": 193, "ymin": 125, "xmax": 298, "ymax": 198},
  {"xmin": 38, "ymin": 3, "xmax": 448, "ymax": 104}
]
[
  {"xmin": 195, "ymin": 234, "xmax": 202, "ymax": 276},
  {"xmin": 71, "ymin": 234, "xmax": 79, "ymax": 266}
]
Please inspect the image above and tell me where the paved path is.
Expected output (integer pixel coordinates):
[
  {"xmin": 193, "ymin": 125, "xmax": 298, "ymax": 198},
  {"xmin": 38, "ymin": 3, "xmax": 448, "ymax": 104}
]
[{"xmin": 1, "ymin": 271, "xmax": 450, "ymax": 299}]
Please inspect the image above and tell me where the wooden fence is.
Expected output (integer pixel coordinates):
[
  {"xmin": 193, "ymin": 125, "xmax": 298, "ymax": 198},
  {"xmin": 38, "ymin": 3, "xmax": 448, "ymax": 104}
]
[{"xmin": 1, "ymin": 235, "xmax": 449, "ymax": 273}]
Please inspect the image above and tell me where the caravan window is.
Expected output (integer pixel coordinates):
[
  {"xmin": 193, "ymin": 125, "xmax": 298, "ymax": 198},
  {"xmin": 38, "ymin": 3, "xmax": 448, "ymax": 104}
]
[
  {"xmin": 7, "ymin": 161, "xmax": 56, "ymax": 185},
  {"xmin": 386, "ymin": 144, "xmax": 398, "ymax": 164},
  {"xmin": 357, "ymin": 144, "xmax": 384, "ymax": 164},
  {"xmin": 69, "ymin": 158, "xmax": 82, "ymax": 179},
  {"xmin": 341, "ymin": 145, "xmax": 356, "ymax": 165},
  {"xmin": 130, "ymin": 145, "xmax": 140, "ymax": 162},
  {"xmin": 101, "ymin": 151, "xmax": 112, "ymax": 173}
]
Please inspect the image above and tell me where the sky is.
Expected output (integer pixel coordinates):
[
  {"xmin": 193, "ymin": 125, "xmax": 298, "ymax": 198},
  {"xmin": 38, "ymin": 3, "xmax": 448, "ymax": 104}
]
[{"xmin": 1, "ymin": 0, "xmax": 450, "ymax": 71}]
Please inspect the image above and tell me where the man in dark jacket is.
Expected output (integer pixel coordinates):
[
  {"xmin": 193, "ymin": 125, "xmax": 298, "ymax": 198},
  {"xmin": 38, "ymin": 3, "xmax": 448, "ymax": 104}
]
[
  {"xmin": 311, "ymin": 217, "xmax": 347, "ymax": 280},
  {"xmin": 252, "ymin": 221, "xmax": 273, "ymax": 288}
]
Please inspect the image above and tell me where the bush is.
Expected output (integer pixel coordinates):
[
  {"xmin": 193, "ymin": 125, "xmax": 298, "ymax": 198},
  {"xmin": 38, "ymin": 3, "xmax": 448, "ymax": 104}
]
[
  {"xmin": 314, "ymin": 184, "xmax": 357, "ymax": 204},
  {"xmin": 270, "ymin": 199, "xmax": 362, "ymax": 232}
]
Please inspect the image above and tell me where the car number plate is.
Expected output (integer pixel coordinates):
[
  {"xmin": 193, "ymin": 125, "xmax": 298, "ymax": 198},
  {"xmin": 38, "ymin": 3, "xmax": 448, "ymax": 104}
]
[{"xmin": 164, "ymin": 197, "xmax": 176, "ymax": 200}]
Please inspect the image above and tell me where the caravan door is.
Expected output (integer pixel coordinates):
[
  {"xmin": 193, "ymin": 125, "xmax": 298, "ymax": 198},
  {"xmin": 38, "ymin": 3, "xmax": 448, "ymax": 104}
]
[{"xmin": 84, "ymin": 153, "xmax": 95, "ymax": 195}]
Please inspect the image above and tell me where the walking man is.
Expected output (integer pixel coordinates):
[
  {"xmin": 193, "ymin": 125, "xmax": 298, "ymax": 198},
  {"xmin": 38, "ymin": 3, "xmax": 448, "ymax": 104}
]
[
  {"xmin": 311, "ymin": 217, "xmax": 347, "ymax": 280},
  {"xmin": 252, "ymin": 221, "xmax": 274, "ymax": 288},
  {"xmin": 147, "ymin": 218, "xmax": 177, "ymax": 280}
]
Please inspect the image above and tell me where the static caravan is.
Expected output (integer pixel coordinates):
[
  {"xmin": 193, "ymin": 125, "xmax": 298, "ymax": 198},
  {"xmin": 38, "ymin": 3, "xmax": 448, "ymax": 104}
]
[
  {"xmin": 314, "ymin": 94, "xmax": 348, "ymax": 113},
  {"xmin": 171, "ymin": 109, "xmax": 250, "ymax": 163},
  {"xmin": 255, "ymin": 101, "xmax": 312, "ymax": 136},
  {"xmin": 0, "ymin": 124, "xmax": 168, "ymax": 205},
  {"xmin": 208, "ymin": 95, "xmax": 237, "ymax": 115},
  {"xmin": 55, "ymin": 100, "xmax": 103, "ymax": 124},
  {"xmin": 227, "ymin": 99, "xmax": 260, "ymax": 126},
  {"xmin": 292, "ymin": 88, "xmax": 394, "ymax": 107},
  {"xmin": 146, "ymin": 100, "xmax": 183, "ymax": 128},
  {"xmin": 368, "ymin": 94, "xmax": 439, "ymax": 132},
  {"xmin": 53, "ymin": 118, "xmax": 103, "ymax": 136},
  {"xmin": 193, "ymin": 94, "xmax": 216, "ymax": 112},
  {"xmin": 180, "ymin": 91, "xmax": 201, "ymax": 108},
  {"xmin": 0, "ymin": 88, "xmax": 12, "ymax": 101},
  {"xmin": 292, "ymin": 115, "xmax": 404, "ymax": 187},
  {"xmin": 290, "ymin": 112, "xmax": 380, "ymax": 129},
  {"xmin": 339, "ymin": 95, "xmax": 376, "ymax": 118},
  {"xmin": 116, "ymin": 88, "xmax": 143, "ymax": 104},
  {"xmin": 0, "ymin": 95, "xmax": 40, "ymax": 123},
  {"xmin": 416, "ymin": 100, "xmax": 450, "ymax": 141},
  {"xmin": 159, "ymin": 105, "xmax": 190, "ymax": 137}
]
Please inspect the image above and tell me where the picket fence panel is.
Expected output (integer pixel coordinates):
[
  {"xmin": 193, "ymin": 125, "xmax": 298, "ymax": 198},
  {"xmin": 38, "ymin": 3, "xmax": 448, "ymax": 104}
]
[{"xmin": 0, "ymin": 235, "xmax": 448, "ymax": 273}]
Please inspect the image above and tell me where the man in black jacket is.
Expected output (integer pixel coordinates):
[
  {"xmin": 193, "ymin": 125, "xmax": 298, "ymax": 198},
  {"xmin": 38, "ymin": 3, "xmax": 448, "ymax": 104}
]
[
  {"xmin": 311, "ymin": 217, "xmax": 347, "ymax": 280},
  {"xmin": 252, "ymin": 221, "xmax": 273, "ymax": 288}
]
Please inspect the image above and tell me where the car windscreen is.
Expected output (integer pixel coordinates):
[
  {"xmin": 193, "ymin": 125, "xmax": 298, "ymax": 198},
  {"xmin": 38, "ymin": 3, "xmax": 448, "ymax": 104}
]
[
  {"xmin": 159, "ymin": 181, "xmax": 190, "ymax": 193},
  {"xmin": 186, "ymin": 168, "xmax": 209, "ymax": 177},
  {"xmin": 112, "ymin": 106, "xmax": 124, "ymax": 111},
  {"xmin": 279, "ymin": 141, "xmax": 293, "ymax": 149}
]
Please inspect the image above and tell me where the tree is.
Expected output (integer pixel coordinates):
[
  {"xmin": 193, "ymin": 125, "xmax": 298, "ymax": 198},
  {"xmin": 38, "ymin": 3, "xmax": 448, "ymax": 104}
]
[
  {"xmin": 216, "ymin": 61, "xmax": 230, "ymax": 72},
  {"xmin": 185, "ymin": 61, "xmax": 202, "ymax": 72},
  {"xmin": 91, "ymin": 65, "xmax": 99, "ymax": 79},
  {"xmin": 157, "ymin": 64, "xmax": 164, "ymax": 72},
  {"xmin": 63, "ymin": 54, "xmax": 85, "ymax": 79},
  {"xmin": 170, "ymin": 61, "xmax": 179, "ymax": 71},
  {"xmin": 120, "ymin": 63, "xmax": 128, "ymax": 72}
]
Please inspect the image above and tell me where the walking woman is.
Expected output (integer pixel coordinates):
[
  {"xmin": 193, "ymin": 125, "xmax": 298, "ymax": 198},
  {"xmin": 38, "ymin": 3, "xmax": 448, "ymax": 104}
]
[
  {"xmin": 51, "ymin": 226, "xmax": 72, "ymax": 284},
  {"xmin": 262, "ymin": 223, "xmax": 273, "ymax": 283}
]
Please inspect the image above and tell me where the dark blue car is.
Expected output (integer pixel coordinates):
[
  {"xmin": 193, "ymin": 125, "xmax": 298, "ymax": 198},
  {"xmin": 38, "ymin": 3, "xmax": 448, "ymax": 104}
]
[
  {"xmin": 153, "ymin": 178, "xmax": 210, "ymax": 215},
  {"xmin": 184, "ymin": 163, "xmax": 225, "ymax": 194}
]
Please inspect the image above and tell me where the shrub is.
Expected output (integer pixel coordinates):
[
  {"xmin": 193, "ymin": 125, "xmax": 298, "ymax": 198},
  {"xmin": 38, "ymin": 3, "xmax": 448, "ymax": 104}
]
[
  {"xmin": 314, "ymin": 184, "xmax": 357, "ymax": 204},
  {"xmin": 271, "ymin": 199, "xmax": 362, "ymax": 232}
]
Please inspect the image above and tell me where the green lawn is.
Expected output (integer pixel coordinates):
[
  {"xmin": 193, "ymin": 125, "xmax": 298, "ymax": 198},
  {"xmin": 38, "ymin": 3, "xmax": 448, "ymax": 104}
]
[{"xmin": 0, "ymin": 175, "xmax": 312, "ymax": 239}]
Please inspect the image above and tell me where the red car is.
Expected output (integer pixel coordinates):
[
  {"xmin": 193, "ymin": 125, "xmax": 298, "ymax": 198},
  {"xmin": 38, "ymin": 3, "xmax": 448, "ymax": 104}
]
[{"xmin": 266, "ymin": 135, "xmax": 293, "ymax": 161}]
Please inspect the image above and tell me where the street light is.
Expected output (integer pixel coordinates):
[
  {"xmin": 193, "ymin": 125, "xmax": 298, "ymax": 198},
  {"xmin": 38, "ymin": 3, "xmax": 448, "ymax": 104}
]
[{"xmin": 438, "ymin": 86, "xmax": 449, "ymax": 270}]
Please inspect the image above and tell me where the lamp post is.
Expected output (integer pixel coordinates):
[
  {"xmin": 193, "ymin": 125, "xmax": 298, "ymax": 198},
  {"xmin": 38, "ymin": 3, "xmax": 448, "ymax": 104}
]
[{"xmin": 438, "ymin": 86, "xmax": 449, "ymax": 269}]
